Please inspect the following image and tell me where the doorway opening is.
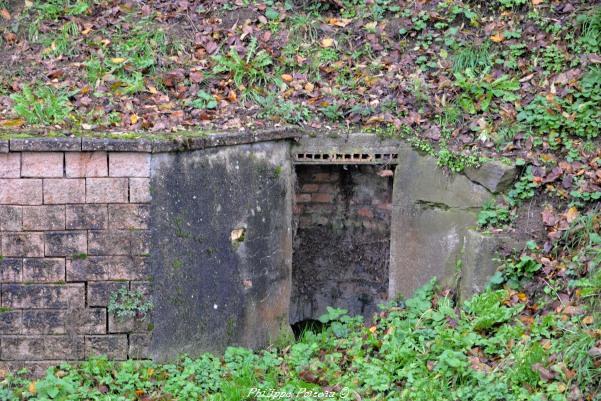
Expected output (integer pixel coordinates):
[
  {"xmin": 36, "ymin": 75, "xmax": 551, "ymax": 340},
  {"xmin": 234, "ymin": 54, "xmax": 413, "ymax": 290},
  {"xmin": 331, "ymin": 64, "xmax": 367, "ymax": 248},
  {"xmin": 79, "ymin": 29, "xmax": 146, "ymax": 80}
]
[{"xmin": 290, "ymin": 164, "xmax": 394, "ymax": 327}]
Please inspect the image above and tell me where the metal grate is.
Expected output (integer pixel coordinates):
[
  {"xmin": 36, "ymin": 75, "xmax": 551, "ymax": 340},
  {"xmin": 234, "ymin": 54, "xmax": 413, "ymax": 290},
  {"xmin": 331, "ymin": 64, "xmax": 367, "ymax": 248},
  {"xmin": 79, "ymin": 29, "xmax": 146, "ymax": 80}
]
[{"xmin": 293, "ymin": 152, "xmax": 398, "ymax": 164}]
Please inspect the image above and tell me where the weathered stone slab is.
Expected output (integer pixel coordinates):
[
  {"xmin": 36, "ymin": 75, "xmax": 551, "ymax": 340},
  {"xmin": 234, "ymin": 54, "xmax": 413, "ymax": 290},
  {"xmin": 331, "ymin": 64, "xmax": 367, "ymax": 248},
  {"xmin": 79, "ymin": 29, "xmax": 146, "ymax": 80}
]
[
  {"xmin": 22, "ymin": 258, "xmax": 65, "ymax": 282},
  {"xmin": 1, "ymin": 232, "xmax": 44, "ymax": 257},
  {"xmin": 459, "ymin": 230, "xmax": 503, "ymax": 302},
  {"xmin": 0, "ymin": 179, "xmax": 43, "ymax": 205},
  {"xmin": 0, "ymin": 258, "xmax": 22, "ymax": 283},
  {"xmin": 88, "ymin": 230, "xmax": 149, "ymax": 256},
  {"xmin": 10, "ymin": 138, "xmax": 81, "ymax": 152},
  {"xmin": 44, "ymin": 231, "xmax": 87, "ymax": 257},
  {"xmin": 129, "ymin": 178, "xmax": 151, "ymax": 203},
  {"xmin": 464, "ymin": 161, "xmax": 517, "ymax": 193},
  {"xmin": 109, "ymin": 153, "xmax": 150, "ymax": 177},
  {"xmin": 21, "ymin": 153, "xmax": 63, "ymax": 178},
  {"xmin": 0, "ymin": 284, "xmax": 84, "ymax": 308},
  {"xmin": 0, "ymin": 153, "xmax": 20, "ymax": 177},
  {"xmin": 129, "ymin": 333, "xmax": 151, "ymax": 359},
  {"xmin": 0, "ymin": 205, "xmax": 22, "ymax": 231},
  {"xmin": 22, "ymin": 205, "xmax": 65, "ymax": 230},
  {"xmin": 87, "ymin": 281, "xmax": 128, "ymax": 307},
  {"xmin": 389, "ymin": 145, "xmax": 493, "ymax": 299},
  {"xmin": 0, "ymin": 335, "xmax": 84, "ymax": 360},
  {"xmin": 108, "ymin": 204, "xmax": 150, "ymax": 229},
  {"xmin": 85, "ymin": 335, "xmax": 128, "ymax": 360},
  {"xmin": 66, "ymin": 204, "xmax": 108, "ymax": 230},
  {"xmin": 0, "ymin": 140, "xmax": 8, "ymax": 153},
  {"xmin": 43, "ymin": 179, "xmax": 86, "ymax": 204},
  {"xmin": 65, "ymin": 152, "xmax": 108, "ymax": 177},
  {"xmin": 150, "ymin": 142, "xmax": 293, "ymax": 361},
  {"xmin": 0, "ymin": 310, "xmax": 22, "ymax": 334},
  {"xmin": 86, "ymin": 178, "xmax": 128, "ymax": 203},
  {"xmin": 66, "ymin": 256, "xmax": 149, "ymax": 281},
  {"xmin": 22, "ymin": 309, "xmax": 105, "ymax": 335},
  {"xmin": 82, "ymin": 138, "xmax": 152, "ymax": 152}
]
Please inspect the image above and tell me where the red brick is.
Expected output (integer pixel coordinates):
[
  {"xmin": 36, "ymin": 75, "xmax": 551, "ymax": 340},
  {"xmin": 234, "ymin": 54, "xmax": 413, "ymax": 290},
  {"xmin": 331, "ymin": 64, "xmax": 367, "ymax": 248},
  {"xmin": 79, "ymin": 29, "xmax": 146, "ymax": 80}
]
[
  {"xmin": 43, "ymin": 179, "xmax": 85, "ymax": 204},
  {"xmin": 44, "ymin": 231, "xmax": 87, "ymax": 257},
  {"xmin": 86, "ymin": 178, "xmax": 128, "ymax": 203},
  {"xmin": 2, "ymin": 232, "xmax": 44, "ymax": 257},
  {"xmin": 85, "ymin": 335, "xmax": 128, "ymax": 360},
  {"xmin": 357, "ymin": 207, "xmax": 374, "ymax": 218},
  {"xmin": 301, "ymin": 184, "xmax": 319, "ymax": 193},
  {"xmin": 109, "ymin": 204, "xmax": 150, "ymax": 229},
  {"xmin": 66, "ymin": 205, "xmax": 108, "ymax": 229},
  {"xmin": 1, "ymin": 283, "xmax": 84, "ymax": 308},
  {"xmin": 0, "ymin": 206, "xmax": 22, "ymax": 231},
  {"xmin": 312, "ymin": 193, "xmax": 334, "ymax": 203},
  {"xmin": 22, "ymin": 258, "xmax": 65, "ymax": 282},
  {"xmin": 109, "ymin": 153, "xmax": 150, "ymax": 177},
  {"xmin": 65, "ymin": 152, "xmax": 108, "ymax": 177},
  {"xmin": 129, "ymin": 178, "xmax": 151, "ymax": 203},
  {"xmin": 0, "ymin": 179, "xmax": 43, "ymax": 205},
  {"xmin": 22, "ymin": 205, "xmax": 65, "ymax": 230},
  {"xmin": 0, "ymin": 153, "xmax": 20, "ymax": 178},
  {"xmin": 296, "ymin": 193, "xmax": 311, "ymax": 203},
  {"xmin": 21, "ymin": 152, "xmax": 63, "ymax": 178},
  {"xmin": 67, "ymin": 256, "xmax": 149, "ymax": 281}
]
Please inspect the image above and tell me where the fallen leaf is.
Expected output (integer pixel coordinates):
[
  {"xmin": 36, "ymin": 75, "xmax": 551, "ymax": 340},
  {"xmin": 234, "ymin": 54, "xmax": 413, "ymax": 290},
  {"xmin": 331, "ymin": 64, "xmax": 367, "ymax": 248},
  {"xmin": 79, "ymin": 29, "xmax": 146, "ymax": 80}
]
[
  {"xmin": 321, "ymin": 38, "xmax": 335, "ymax": 48},
  {"xmin": 281, "ymin": 74, "xmax": 293, "ymax": 83},
  {"xmin": 532, "ymin": 0, "xmax": 544, "ymax": 4},
  {"xmin": 110, "ymin": 57, "xmax": 127, "ymax": 64},
  {"xmin": 490, "ymin": 32, "xmax": 505, "ymax": 43},
  {"xmin": 582, "ymin": 315, "xmax": 594, "ymax": 325},
  {"xmin": 378, "ymin": 170, "xmax": 394, "ymax": 177},
  {"xmin": 369, "ymin": 326, "xmax": 377, "ymax": 334},
  {"xmin": 328, "ymin": 17, "xmax": 352, "ymax": 27},
  {"xmin": 0, "ymin": 119, "xmax": 25, "ymax": 128},
  {"xmin": 130, "ymin": 114, "xmax": 139, "ymax": 124},
  {"xmin": 565, "ymin": 207, "xmax": 579, "ymax": 223},
  {"xmin": 28, "ymin": 381, "xmax": 36, "ymax": 395},
  {"xmin": 0, "ymin": 8, "xmax": 11, "ymax": 20}
]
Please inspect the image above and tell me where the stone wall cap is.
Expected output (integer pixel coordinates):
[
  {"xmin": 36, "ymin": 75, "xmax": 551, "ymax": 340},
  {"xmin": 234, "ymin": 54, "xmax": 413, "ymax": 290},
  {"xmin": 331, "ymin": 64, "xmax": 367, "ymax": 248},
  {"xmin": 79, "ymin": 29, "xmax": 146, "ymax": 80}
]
[{"xmin": 3, "ymin": 127, "xmax": 302, "ymax": 153}]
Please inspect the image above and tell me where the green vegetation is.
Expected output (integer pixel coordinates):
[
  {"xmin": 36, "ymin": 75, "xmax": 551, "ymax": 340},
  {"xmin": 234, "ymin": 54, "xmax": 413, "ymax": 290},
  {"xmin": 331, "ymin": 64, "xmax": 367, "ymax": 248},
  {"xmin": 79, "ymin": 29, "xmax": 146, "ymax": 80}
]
[
  {"xmin": 2, "ymin": 271, "xmax": 599, "ymax": 400},
  {"xmin": 107, "ymin": 288, "xmax": 153, "ymax": 320},
  {"xmin": 10, "ymin": 85, "xmax": 72, "ymax": 125}
]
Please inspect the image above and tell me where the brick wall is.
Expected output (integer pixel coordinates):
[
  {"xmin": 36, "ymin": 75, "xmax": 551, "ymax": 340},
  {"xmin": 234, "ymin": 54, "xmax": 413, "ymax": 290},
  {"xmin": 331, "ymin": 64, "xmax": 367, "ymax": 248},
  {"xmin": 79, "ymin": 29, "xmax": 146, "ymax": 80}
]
[{"xmin": 0, "ymin": 151, "xmax": 152, "ymax": 370}]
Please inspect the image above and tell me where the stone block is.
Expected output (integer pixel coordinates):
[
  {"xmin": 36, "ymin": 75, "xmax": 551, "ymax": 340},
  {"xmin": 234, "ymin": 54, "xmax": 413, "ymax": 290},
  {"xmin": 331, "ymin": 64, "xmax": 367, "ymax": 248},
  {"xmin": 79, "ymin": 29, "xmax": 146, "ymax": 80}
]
[
  {"xmin": 129, "ymin": 178, "xmax": 151, "ymax": 203},
  {"xmin": 22, "ymin": 308, "xmax": 106, "ymax": 335},
  {"xmin": 10, "ymin": 138, "xmax": 81, "ymax": 152},
  {"xmin": 43, "ymin": 179, "xmax": 86, "ymax": 204},
  {"xmin": 109, "ymin": 153, "xmax": 150, "ymax": 177},
  {"xmin": 44, "ymin": 231, "xmax": 87, "ymax": 257},
  {"xmin": 129, "ymin": 333, "xmax": 151, "ymax": 359},
  {"xmin": 65, "ymin": 152, "xmax": 108, "ymax": 177},
  {"xmin": 21, "ymin": 152, "xmax": 63, "ymax": 178},
  {"xmin": 85, "ymin": 335, "xmax": 128, "ymax": 360},
  {"xmin": 22, "ymin": 205, "xmax": 65, "ymax": 230},
  {"xmin": 67, "ymin": 256, "xmax": 149, "ymax": 281},
  {"xmin": 108, "ymin": 313, "xmax": 151, "ymax": 334},
  {"xmin": 0, "ymin": 335, "xmax": 84, "ymax": 360},
  {"xmin": 87, "ymin": 281, "xmax": 128, "ymax": 307},
  {"xmin": 66, "ymin": 204, "xmax": 108, "ymax": 230},
  {"xmin": 0, "ymin": 310, "xmax": 22, "ymax": 334},
  {"xmin": 108, "ymin": 204, "xmax": 150, "ymax": 229},
  {"xmin": 459, "ymin": 230, "xmax": 504, "ymax": 302},
  {"xmin": 0, "ymin": 258, "xmax": 22, "ymax": 283},
  {"xmin": 0, "ymin": 179, "xmax": 43, "ymax": 205},
  {"xmin": 1, "ymin": 283, "xmax": 84, "ymax": 308},
  {"xmin": 464, "ymin": 161, "xmax": 517, "ymax": 193},
  {"xmin": 0, "ymin": 153, "xmax": 20, "ymax": 178},
  {"xmin": 88, "ymin": 230, "xmax": 150, "ymax": 256},
  {"xmin": 22, "ymin": 258, "xmax": 65, "ymax": 282},
  {"xmin": 2, "ymin": 232, "xmax": 44, "ymax": 257},
  {"xmin": 0, "ymin": 205, "xmax": 22, "ymax": 231},
  {"xmin": 86, "ymin": 178, "xmax": 128, "ymax": 203}
]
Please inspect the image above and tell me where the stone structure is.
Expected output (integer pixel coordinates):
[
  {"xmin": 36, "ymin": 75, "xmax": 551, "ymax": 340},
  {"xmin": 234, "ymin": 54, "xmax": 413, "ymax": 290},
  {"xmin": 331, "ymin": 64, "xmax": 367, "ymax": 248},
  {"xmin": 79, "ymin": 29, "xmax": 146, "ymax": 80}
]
[{"xmin": 0, "ymin": 131, "xmax": 517, "ymax": 369}]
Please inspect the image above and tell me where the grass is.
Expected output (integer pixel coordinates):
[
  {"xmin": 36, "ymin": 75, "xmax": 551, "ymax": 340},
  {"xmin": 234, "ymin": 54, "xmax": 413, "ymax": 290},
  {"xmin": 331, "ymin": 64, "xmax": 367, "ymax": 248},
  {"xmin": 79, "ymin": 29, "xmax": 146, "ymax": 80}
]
[
  {"xmin": 10, "ymin": 85, "xmax": 72, "ymax": 125},
  {"xmin": 1, "ymin": 275, "xmax": 598, "ymax": 400}
]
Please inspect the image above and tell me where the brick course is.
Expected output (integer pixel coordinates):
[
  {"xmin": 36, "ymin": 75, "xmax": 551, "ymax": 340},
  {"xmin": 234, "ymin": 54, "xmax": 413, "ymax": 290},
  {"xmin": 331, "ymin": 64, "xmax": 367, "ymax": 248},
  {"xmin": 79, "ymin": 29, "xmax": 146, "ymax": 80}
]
[{"xmin": 0, "ymin": 149, "xmax": 152, "ymax": 366}]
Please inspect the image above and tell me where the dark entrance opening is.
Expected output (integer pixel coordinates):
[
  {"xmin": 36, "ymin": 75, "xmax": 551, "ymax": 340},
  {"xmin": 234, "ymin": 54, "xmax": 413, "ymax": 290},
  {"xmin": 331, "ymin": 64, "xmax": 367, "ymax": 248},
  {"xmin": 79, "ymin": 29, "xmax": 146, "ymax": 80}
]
[{"xmin": 290, "ymin": 164, "xmax": 394, "ymax": 326}]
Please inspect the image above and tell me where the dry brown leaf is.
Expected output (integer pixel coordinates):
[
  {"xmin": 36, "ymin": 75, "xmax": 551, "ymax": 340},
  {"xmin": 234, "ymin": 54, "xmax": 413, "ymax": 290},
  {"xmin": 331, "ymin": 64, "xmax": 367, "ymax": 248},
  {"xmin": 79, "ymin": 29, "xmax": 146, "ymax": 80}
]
[
  {"xmin": 532, "ymin": 0, "xmax": 544, "ymax": 5},
  {"xmin": 0, "ymin": 8, "xmax": 11, "ymax": 20},
  {"xmin": 321, "ymin": 38, "xmax": 335, "ymax": 48},
  {"xmin": 327, "ymin": 17, "xmax": 352, "ymax": 27},
  {"xmin": 281, "ymin": 74, "xmax": 293, "ymax": 83},
  {"xmin": 565, "ymin": 207, "xmax": 579, "ymax": 223}
]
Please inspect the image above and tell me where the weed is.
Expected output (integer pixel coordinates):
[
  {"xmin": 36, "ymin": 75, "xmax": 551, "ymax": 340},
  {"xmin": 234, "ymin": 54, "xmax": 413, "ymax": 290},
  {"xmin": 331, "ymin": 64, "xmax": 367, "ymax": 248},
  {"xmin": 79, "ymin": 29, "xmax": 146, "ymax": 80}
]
[
  {"xmin": 256, "ymin": 95, "xmax": 311, "ymax": 124},
  {"xmin": 188, "ymin": 90, "xmax": 218, "ymax": 110},
  {"xmin": 212, "ymin": 37, "xmax": 273, "ymax": 90},
  {"xmin": 454, "ymin": 71, "xmax": 520, "ymax": 114},
  {"xmin": 573, "ymin": 6, "xmax": 601, "ymax": 54},
  {"xmin": 452, "ymin": 43, "xmax": 492, "ymax": 74},
  {"xmin": 108, "ymin": 287, "xmax": 153, "ymax": 320},
  {"xmin": 478, "ymin": 200, "xmax": 512, "ymax": 228},
  {"xmin": 11, "ymin": 84, "xmax": 72, "ymax": 125}
]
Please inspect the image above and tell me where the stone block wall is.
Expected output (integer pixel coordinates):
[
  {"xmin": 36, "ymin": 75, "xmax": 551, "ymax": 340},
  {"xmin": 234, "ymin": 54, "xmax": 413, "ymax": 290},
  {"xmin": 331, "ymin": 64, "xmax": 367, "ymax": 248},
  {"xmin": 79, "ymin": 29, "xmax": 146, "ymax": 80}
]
[{"xmin": 0, "ymin": 150, "xmax": 152, "ymax": 370}]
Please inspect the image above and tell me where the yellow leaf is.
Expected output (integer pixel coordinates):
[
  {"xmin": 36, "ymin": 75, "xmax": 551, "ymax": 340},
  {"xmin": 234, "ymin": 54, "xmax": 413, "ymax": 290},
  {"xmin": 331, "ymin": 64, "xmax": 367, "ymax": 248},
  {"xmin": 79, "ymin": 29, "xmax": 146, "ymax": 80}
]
[
  {"xmin": 369, "ymin": 326, "xmax": 377, "ymax": 334},
  {"xmin": 147, "ymin": 85, "xmax": 158, "ymax": 94},
  {"xmin": 110, "ymin": 57, "xmax": 127, "ymax": 64},
  {"xmin": 327, "ymin": 17, "xmax": 352, "ymax": 27},
  {"xmin": 130, "ymin": 114, "xmax": 139, "ymax": 124},
  {"xmin": 281, "ymin": 74, "xmax": 293, "ymax": 83},
  {"xmin": 321, "ymin": 38, "xmax": 334, "ymax": 48},
  {"xmin": 565, "ymin": 207, "xmax": 579, "ymax": 223},
  {"xmin": 490, "ymin": 32, "xmax": 505, "ymax": 43},
  {"xmin": 0, "ymin": 118, "xmax": 25, "ymax": 128},
  {"xmin": 582, "ymin": 315, "xmax": 594, "ymax": 325},
  {"xmin": 517, "ymin": 293, "xmax": 528, "ymax": 302},
  {"xmin": 532, "ymin": 0, "xmax": 544, "ymax": 4},
  {"xmin": 28, "ymin": 381, "xmax": 36, "ymax": 395}
]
